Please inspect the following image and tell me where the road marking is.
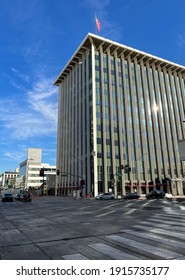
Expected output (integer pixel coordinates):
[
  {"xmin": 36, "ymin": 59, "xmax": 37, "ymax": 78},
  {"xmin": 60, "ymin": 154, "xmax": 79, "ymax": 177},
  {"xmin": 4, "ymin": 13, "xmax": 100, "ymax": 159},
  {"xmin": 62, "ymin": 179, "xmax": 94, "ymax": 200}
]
[
  {"xmin": 107, "ymin": 235, "xmax": 183, "ymax": 259},
  {"xmin": 140, "ymin": 200, "xmax": 154, "ymax": 207},
  {"xmin": 122, "ymin": 229, "xmax": 185, "ymax": 249},
  {"xmin": 132, "ymin": 224, "xmax": 156, "ymax": 230},
  {"xmin": 123, "ymin": 209, "xmax": 136, "ymax": 215},
  {"xmin": 93, "ymin": 203, "xmax": 117, "ymax": 213},
  {"xmin": 79, "ymin": 206, "xmax": 91, "ymax": 210},
  {"xmin": 147, "ymin": 218, "xmax": 185, "ymax": 226},
  {"xmin": 89, "ymin": 243, "xmax": 140, "ymax": 260},
  {"xmin": 138, "ymin": 221, "xmax": 185, "ymax": 232},
  {"xmin": 154, "ymin": 213, "xmax": 185, "ymax": 219},
  {"xmin": 62, "ymin": 253, "xmax": 89, "ymax": 260},
  {"xmin": 96, "ymin": 210, "xmax": 115, "ymax": 217},
  {"xmin": 150, "ymin": 228, "xmax": 185, "ymax": 240},
  {"xmin": 176, "ymin": 256, "xmax": 185, "ymax": 260},
  {"xmin": 139, "ymin": 220, "xmax": 169, "ymax": 228}
]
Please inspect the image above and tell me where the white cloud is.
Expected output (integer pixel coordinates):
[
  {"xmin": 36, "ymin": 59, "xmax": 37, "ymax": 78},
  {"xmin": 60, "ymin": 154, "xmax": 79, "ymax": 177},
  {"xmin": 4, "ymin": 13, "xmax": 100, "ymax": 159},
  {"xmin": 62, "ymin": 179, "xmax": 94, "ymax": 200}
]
[
  {"xmin": 11, "ymin": 68, "xmax": 30, "ymax": 83},
  {"xmin": 4, "ymin": 151, "xmax": 26, "ymax": 161},
  {"xmin": 27, "ymin": 76, "xmax": 58, "ymax": 123},
  {"xmin": 177, "ymin": 34, "xmax": 185, "ymax": 47},
  {"xmin": 27, "ymin": 76, "xmax": 56, "ymax": 101},
  {"xmin": 0, "ymin": 75, "xmax": 58, "ymax": 140}
]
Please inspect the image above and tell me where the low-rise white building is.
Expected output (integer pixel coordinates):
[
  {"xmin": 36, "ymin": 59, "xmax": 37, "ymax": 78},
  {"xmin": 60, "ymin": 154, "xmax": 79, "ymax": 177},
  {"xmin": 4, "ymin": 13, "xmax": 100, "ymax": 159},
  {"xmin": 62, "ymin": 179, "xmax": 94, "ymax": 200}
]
[
  {"xmin": 19, "ymin": 148, "xmax": 56, "ymax": 190},
  {"xmin": 1, "ymin": 171, "xmax": 19, "ymax": 189}
]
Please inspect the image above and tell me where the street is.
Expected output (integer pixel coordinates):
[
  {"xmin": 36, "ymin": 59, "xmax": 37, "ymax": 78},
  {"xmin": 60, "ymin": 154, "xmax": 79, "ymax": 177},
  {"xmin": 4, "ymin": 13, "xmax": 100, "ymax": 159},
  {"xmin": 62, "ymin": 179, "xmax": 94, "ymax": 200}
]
[{"xmin": 0, "ymin": 196, "xmax": 185, "ymax": 260}]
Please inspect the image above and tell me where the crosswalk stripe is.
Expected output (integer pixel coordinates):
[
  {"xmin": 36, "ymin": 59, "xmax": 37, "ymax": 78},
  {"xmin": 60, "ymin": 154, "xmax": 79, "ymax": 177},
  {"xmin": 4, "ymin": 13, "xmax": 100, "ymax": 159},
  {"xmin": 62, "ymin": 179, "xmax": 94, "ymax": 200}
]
[
  {"xmin": 139, "ymin": 221, "xmax": 167, "ymax": 227},
  {"xmin": 154, "ymin": 213, "xmax": 185, "ymax": 220},
  {"xmin": 163, "ymin": 208, "xmax": 185, "ymax": 215},
  {"xmin": 139, "ymin": 220, "xmax": 171, "ymax": 227},
  {"xmin": 147, "ymin": 218, "xmax": 185, "ymax": 226},
  {"xmin": 123, "ymin": 209, "xmax": 136, "ymax": 215},
  {"xmin": 132, "ymin": 224, "xmax": 159, "ymax": 231},
  {"xmin": 132, "ymin": 221, "xmax": 185, "ymax": 232},
  {"xmin": 149, "ymin": 228, "xmax": 185, "ymax": 240},
  {"xmin": 93, "ymin": 204, "xmax": 116, "ymax": 213},
  {"xmin": 89, "ymin": 243, "xmax": 140, "ymax": 260},
  {"xmin": 121, "ymin": 229, "xmax": 185, "ymax": 249},
  {"xmin": 62, "ymin": 253, "xmax": 89, "ymax": 260},
  {"xmin": 96, "ymin": 210, "xmax": 115, "ymax": 217},
  {"xmin": 79, "ymin": 206, "xmax": 91, "ymax": 210},
  {"xmin": 107, "ymin": 235, "xmax": 183, "ymax": 259},
  {"xmin": 176, "ymin": 256, "xmax": 185, "ymax": 260}
]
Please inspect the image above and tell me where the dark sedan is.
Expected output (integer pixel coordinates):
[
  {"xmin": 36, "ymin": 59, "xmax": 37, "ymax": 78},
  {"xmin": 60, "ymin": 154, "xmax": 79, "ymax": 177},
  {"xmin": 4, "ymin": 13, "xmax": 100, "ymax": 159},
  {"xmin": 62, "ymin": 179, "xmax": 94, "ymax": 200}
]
[
  {"xmin": 146, "ymin": 190, "xmax": 165, "ymax": 199},
  {"xmin": 123, "ymin": 193, "xmax": 140, "ymax": 199},
  {"xmin": 1, "ymin": 193, "xmax": 14, "ymax": 202}
]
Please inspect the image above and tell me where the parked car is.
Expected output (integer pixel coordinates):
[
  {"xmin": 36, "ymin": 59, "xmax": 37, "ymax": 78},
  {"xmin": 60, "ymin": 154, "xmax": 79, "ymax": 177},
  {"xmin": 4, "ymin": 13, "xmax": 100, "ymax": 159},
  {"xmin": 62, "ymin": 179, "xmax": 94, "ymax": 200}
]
[
  {"xmin": 1, "ymin": 193, "xmax": 14, "ymax": 202},
  {"xmin": 20, "ymin": 193, "xmax": 32, "ymax": 202},
  {"xmin": 14, "ymin": 194, "xmax": 21, "ymax": 200},
  {"xmin": 123, "ymin": 193, "xmax": 140, "ymax": 199},
  {"xmin": 95, "ymin": 193, "xmax": 115, "ymax": 200},
  {"xmin": 146, "ymin": 190, "xmax": 165, "ymax": 199}
]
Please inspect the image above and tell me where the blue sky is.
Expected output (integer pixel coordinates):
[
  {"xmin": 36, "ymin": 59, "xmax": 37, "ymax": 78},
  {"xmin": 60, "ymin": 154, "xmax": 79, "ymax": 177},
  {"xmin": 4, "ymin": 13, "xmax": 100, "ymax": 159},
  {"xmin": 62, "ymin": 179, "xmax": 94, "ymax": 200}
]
[{"xmin": 0, "ymin": 0, "xmax": 185, "ymax": 174}]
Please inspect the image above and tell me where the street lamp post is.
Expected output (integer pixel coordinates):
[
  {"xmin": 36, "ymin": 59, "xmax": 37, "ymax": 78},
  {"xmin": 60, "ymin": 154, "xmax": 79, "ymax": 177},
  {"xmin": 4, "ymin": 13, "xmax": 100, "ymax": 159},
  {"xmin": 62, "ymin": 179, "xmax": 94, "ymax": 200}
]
[
  {"xmin": 69, "ymin": 154, "xmax": 85, "ymax": 194},
  {"xmin": 112, "ymin": 165, "xmax": 125, "ymax": 198},
  {"xmin": 113, "ymin": 173, "xmax": 121, "ymax": 198}
]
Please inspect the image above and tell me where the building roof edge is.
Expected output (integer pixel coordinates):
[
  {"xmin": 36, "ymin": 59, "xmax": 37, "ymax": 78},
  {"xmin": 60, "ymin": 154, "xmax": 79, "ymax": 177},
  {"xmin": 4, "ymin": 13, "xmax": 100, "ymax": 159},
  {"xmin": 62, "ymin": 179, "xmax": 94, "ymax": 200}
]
[{"xmin": 54, "ymin": 33, "xmax": 185, "ymax": 86}]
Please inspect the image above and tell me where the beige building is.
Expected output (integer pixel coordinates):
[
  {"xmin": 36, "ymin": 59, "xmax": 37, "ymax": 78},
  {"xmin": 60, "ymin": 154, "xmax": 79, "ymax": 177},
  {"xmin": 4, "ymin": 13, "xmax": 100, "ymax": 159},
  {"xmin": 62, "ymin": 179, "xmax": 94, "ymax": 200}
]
[
  {"xmin": 54, "ymin": 33, "xmax": 185, "ymax": 197},
  {"xmin": 1, "ymin": 171, "xmax": 19, "ymax": 189},
  {"xmin": 19, "ymin": 148, "xmax": 56, "ymax": 190}
]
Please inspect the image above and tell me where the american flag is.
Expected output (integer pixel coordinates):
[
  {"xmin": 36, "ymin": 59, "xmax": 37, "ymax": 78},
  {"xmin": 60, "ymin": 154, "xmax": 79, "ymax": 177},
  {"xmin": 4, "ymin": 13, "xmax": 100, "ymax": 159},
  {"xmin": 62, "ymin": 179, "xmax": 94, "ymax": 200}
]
[{"xmin": 96, "ymin": 17, "xmax": 101, "ymax": 32}]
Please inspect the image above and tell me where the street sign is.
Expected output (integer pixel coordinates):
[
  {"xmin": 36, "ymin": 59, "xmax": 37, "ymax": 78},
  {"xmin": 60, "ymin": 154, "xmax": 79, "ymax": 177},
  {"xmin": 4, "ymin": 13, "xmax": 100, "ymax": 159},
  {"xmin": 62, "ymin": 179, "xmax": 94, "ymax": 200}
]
[{"xmin": 61, "ymin": 174, "xmax": 67, "ymax": 177}]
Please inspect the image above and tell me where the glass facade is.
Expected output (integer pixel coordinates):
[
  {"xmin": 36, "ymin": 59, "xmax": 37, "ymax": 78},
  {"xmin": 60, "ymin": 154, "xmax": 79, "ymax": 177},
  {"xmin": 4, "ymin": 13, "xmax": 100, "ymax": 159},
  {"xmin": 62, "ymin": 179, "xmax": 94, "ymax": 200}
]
[
  {"xmin": 93, "ymin": 49, "xmax": 185, "ymax": 195},
  {"xmin": 56, "ymin": 34, "xmax": 185, "ymax": 197}
]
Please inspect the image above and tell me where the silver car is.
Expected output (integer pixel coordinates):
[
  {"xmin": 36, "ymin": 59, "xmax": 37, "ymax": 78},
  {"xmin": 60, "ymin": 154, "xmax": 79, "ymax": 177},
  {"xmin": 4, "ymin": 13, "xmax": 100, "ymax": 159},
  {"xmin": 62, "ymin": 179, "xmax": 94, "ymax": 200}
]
[{"xmin": 95, "ymin": 193, "xmax": 115, "ymax": 200}]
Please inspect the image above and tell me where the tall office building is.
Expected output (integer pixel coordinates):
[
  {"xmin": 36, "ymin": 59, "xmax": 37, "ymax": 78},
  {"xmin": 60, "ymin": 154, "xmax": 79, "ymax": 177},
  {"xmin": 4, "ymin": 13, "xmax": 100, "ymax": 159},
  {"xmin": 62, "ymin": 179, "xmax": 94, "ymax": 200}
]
[{"xmin": 54, "ymin": 33, "xmax": 185, "ymax": 197}]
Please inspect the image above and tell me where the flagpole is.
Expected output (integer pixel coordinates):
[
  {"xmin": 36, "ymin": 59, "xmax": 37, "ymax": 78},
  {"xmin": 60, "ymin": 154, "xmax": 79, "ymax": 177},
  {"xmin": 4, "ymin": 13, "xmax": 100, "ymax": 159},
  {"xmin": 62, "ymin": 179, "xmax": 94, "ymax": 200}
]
[{"xmin": 95, "ymin": 12, "xmax": 97, "ymax": 34}]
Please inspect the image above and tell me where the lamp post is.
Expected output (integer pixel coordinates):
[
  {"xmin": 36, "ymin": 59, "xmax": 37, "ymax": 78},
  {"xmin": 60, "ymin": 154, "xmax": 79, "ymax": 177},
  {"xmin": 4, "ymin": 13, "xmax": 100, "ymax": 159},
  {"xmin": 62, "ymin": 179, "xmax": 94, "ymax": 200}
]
[
  {"xmin": 66, "ymin": 154, "xmax": 85, "ymax": 197},
  {"xmin": 112, "ymin": 165, "xmax": 125, "ymax": 198}
]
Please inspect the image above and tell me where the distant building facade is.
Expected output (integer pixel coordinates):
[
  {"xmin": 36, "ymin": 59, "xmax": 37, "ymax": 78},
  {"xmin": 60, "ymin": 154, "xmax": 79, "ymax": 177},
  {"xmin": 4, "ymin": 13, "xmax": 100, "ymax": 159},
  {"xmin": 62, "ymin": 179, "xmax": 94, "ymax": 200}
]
[
  {"xmin": 1, "ymin": 171, "xmax": 19, "ymax": 189},
  {"xmin": 54, "ymin": 33, "xmax": 185, "ymax": 197},
  {"xmin": 19, "ymin": 148, "xmax": 56, "ymax": 190},
  {"xmin": 46, "ymin": 174, "xmax": 56, "ymax": 195}
]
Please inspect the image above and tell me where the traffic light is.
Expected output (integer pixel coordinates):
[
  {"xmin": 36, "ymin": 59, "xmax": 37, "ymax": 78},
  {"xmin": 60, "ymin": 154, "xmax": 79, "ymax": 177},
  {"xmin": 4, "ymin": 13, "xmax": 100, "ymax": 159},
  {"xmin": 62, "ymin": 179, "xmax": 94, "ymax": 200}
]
[
  {"xmin": 39, "ymin": 169, "xmax": 44, "ymax": 176},
  {"xmin": 56, "ymin": 169, "xmax": 60, "ymax": 176},
  {"xmin": 124, "ymin": 165, "xmax": 131, "ymax": 173}
]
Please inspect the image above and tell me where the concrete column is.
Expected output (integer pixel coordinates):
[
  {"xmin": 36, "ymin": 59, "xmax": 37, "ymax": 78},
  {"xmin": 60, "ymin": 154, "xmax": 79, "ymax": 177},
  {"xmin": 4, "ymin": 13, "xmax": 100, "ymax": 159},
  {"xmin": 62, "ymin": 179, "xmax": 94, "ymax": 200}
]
[{"xmin": 91, "ymin": 43, "xmax": 98, "ymax": 197}]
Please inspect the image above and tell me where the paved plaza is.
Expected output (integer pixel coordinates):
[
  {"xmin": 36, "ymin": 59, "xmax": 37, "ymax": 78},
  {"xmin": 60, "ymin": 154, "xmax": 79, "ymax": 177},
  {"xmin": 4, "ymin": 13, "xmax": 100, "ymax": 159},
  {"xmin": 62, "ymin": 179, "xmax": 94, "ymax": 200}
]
[{"xmin": 0, "ymin": 196, "xmax": 185, "ymax": 260}]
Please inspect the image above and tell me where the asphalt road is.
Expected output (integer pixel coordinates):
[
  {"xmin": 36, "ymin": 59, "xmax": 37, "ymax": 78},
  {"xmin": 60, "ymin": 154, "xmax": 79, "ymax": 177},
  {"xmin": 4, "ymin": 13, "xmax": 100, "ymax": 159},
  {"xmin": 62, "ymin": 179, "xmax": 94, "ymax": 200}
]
[{"xmin": 0, "ymin": 196, "xmax": 185, "ymax": 260}]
